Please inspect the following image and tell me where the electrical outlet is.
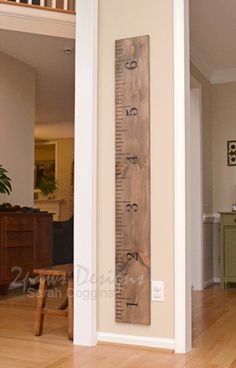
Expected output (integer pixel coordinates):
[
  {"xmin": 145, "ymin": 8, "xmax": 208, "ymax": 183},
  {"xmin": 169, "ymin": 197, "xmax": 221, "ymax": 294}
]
[{"xmin": 152, "ymin": 281, "xmax": 164, "ymax": 302}]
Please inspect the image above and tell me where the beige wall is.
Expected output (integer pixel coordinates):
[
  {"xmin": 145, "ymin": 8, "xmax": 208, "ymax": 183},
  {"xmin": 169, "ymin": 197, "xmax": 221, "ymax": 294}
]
[
  {"xmin": 212, "ymin": 83, "xmax": 236, "ymax": 212},
  {"xmin": 35, "ymin": 143, "xmax": 55, "ymax": 161},
  {"xmin": 190, "ymin": 63, "xmax": 213, "ymax": 213},
  {"xmin": 98, "ymin": 0, "xmax": 174, "ymax": 338},
  {"xmin": 56, "ymin": 138, "xmax": 74, "ymax": 221},
  {"xmin": 0, "ymin": 52, "xmax": 35, "ymax": 207}
]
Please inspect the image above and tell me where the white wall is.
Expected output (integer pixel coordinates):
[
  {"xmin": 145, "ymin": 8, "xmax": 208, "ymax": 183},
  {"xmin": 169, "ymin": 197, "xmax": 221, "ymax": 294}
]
[{"xmin": 0, "ymin": 52, "xmax": 35, "ymax": 207}]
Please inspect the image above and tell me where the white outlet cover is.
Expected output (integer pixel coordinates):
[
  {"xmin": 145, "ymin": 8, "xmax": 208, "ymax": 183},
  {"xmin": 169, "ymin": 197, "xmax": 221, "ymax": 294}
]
[{"xmin": 151, "ymin": 280, "xmax": 164, "ymax": 302}]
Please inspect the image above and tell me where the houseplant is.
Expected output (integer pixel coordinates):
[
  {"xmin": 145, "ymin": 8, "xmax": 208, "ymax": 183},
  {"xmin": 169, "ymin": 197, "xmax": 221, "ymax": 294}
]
[
  {"xmin": 0, "ymin": 165, "xmax": 12, "ymax": 195},
  {"xmin": 37, "ymin": 175, "xmax": 57, "ymax": 198}
]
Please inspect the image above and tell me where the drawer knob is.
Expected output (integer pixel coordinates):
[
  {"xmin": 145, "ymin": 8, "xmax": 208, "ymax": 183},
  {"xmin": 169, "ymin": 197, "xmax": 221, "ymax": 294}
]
[{"xmin": 234, "ymin": 219, "xmax": 236, "ymax": 223}]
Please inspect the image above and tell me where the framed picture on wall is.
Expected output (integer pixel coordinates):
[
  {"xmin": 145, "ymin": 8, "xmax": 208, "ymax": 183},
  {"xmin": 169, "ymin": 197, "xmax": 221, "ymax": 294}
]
[
  {"xmin": 227, "ymin": 140, "xmax": 236, "ymax": 166},
  {"xmin": 35, "ymin": 160, "xmax": 55, "ymax": 188}
]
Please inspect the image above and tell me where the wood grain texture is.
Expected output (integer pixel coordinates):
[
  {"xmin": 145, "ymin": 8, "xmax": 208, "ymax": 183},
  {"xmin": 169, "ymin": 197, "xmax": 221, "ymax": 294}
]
[
  {"xmin": 0, "ymin": 285, "xmax": 236, "ymax": 367},
  {"xmin": 115, "ymin": 35, "xmax": 150, "ymax": 325},
  {"xmin": 34, "ymin": 275, "xmax": 46, "ymax": 336},
  {"xmin": 34, "ymin": 215, "xmax": 53, "ymax": 269},
  {"xmin": 34, "ymin": 264, "xmax": 73, "ymax": 277},
  {"xmin": 34, "ymin": 264, "xmax": 73, "ymax": 340},
  {"xmin": 67, "ymin": 276, "xmax": 73, "ymax": 340},
  {"xmin": 0, "ymin": 213, "xmax": 53, "ymax": 288}
]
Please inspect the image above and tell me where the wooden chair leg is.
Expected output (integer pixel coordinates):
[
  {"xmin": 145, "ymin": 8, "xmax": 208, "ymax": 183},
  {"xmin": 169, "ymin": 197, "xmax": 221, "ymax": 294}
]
[
  {"xmin": 34, "ymin": 276, "xmax": 46, "ymax": 336},
  {"xmin": 58, "ymin": 297, "xmax": 68, "ymax": 310},
  {"xmin": 67, "ymin": 277, "xmax": 73, "ymax": 340}
]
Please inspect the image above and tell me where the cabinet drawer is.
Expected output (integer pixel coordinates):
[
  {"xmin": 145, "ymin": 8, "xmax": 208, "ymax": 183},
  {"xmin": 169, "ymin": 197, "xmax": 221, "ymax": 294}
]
[
  {"xmin": 5, "ymin": 248, "xmax": 34, "ymax": 279},
  {"xmin": 0, "ymin": 217, "xmax": 4, "ymax": 231},
  {"xmin": 221, "ymin": 215, "xmax": 236, "ymax": 226},
  {"xmin": 0, "ymin": 232, "xmax": 4, "ymax": 247},
  {"xmin": 4, "ymin": 264, "xmax": 34, "ymax": 281},
  {"xmin": 5, "ymin": 232, "xmax": 34, "ymax": 248},
  {"xmin": 6, "ymin": 216, "xmax": 34, "ymax": 232},
  {"xmin": 0, "ymin": 248, "xmax": 4, "ymax": 279}
]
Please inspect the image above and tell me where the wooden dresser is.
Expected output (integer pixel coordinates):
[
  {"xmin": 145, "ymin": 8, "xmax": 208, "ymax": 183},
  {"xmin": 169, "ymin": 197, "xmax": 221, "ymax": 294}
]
[
  {"xmin": 0, "ymin": 212, "xmax": 53, "ymax": 291},
  {"xmin": 220, "ymin": 212, "xmax": 236, "ymax": 288}
]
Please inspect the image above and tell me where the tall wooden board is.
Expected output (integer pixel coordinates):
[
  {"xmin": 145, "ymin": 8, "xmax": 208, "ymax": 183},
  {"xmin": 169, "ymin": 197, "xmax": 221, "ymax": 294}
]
[{"xmin": 115, "ymin": 35, "xmax": 150, "ymax": 325}]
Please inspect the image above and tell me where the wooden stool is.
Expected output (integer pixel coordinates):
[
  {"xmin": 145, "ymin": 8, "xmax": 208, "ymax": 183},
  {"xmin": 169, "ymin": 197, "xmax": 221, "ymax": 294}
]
[{"xmin": 33, "ymin": 263, "xmax": 73, "ymax": 340}]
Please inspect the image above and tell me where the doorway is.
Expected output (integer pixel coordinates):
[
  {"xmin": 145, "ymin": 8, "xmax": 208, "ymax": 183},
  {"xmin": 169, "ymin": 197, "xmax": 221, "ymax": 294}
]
[
  {"xmin": 174, "ymin": 0, "xmax": 236, "ymax": 353},
  {"xmin": 0, "ymin": 28, "xmax": 75, "ymax": 341}
]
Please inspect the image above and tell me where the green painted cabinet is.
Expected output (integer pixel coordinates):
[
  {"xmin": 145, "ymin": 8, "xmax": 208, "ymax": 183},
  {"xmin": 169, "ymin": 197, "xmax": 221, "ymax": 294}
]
[{"xmin": 220, "ymin": 213, "xmax": 236, "ymax": 288}]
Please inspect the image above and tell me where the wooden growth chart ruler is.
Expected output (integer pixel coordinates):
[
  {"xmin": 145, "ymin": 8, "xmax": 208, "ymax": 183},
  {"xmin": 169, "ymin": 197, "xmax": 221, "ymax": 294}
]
[{"xmin": 115, "ymin": 35, "xmax": 150, "ymax": 325}]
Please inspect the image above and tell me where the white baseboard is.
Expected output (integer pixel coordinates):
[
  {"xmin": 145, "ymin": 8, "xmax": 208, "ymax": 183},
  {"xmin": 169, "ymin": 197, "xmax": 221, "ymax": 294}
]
[
  {"xmin": 204, "ymin": 278, "xmax": 214, "ymax": 288},
  {"xmin": 97, "ymin": 332, "xmax": 175, "ymax": 350},
  {"xmin": 204, "ymin": 277, "xmax": 220, "ymax": 288},
  {"xmin": 203, "ymin": 213, "xmax": 220, "ymax": 224}
]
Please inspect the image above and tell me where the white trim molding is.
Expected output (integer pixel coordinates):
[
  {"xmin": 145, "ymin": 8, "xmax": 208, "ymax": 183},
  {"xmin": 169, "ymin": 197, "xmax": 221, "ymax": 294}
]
[
  {"xmin": 190, "ymin": 47, "xmax": 212, "ymax": 82},
  {"xmin": 204, "ymin": 278, "xmax": 220, "ymax": 288},
  {"xmin": 74, "ymin": 0, "xmax": 98, "ymax": 346},
  {"xmin": 191, "ymin": 47, "xmax": 236, "ymax": 85},
  {"xmin": 203, "ymin": 213, "xmax": 220, "ymax": 224},
  {"xmin": 204, "ymin": 278, "xmax": 215, "ymax": 289},
  {"xmin": 211, "ymin": 68, "xmax": 236, "ymax": 84},
  {"xmin": 98, "ymin": 332, "xmax": 175, "ymax": 351},
  {"xmin": 173, "ymin": 0, "xmax": 191, "ymax": 354}
]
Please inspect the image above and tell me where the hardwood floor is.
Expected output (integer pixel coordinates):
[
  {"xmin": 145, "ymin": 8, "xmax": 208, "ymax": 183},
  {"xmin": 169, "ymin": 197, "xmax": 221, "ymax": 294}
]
[{"xmin": 0, "ymin": 285, "xmax": 236, "ymax": 367}]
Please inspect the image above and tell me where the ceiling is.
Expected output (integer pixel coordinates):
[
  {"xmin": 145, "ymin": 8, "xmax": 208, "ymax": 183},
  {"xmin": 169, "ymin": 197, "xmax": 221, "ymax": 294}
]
[
  {"xmin": 190, "ymin": 0, "xmax": 236, "ymax": 83},
  {"xmin": 0, "ymin": 29, "xmax": 75, "ymax": 133}
]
